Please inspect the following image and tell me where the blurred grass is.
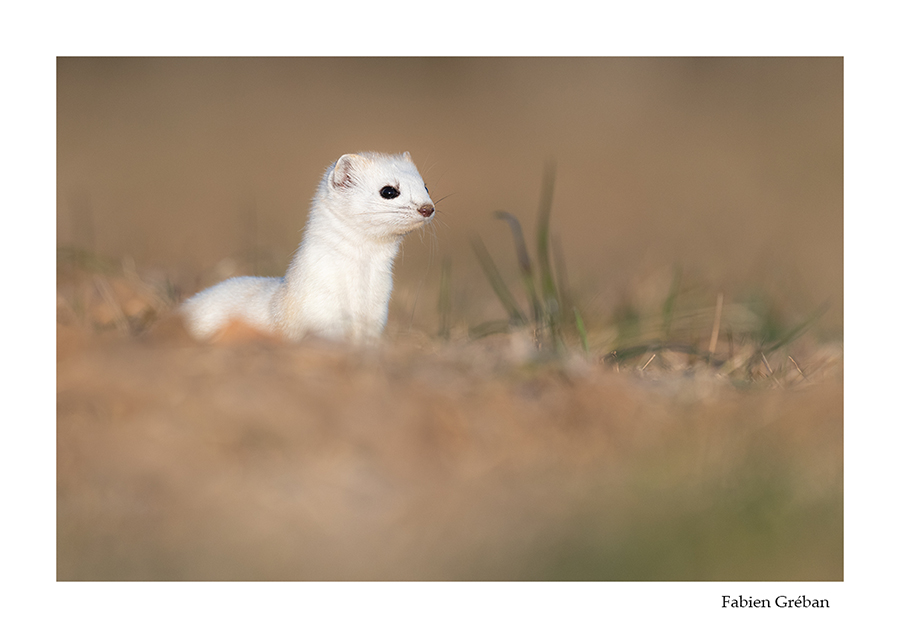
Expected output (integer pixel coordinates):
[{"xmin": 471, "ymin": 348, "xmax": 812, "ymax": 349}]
[
  {"xmin": 469, "ymin": 162, "xmax": 578, "ymax": 352},
  {"xmin": 438, "ymin": 256, "xmax": 452, "ymax": 341},
  {"xmin": 57, "ymin": 322, "xmax": 842, "ymax": 580},
  {"xmin": 533, "ymin": 475, "xmax": 842, "ymax": 581},
  {"xmin": 57, "ymin": 246, "xmax": 179, "ymax": 336},
  {"xmin": 56, "ymin": 168, "xmax": 841, "ymax": 581},
  {"xmin": 56, "ymin": 247, "xmax": 842, "ymax": 581},
  {"xmin": 465, "ymin": 166, "xmax": 837, "ymax": 388}
]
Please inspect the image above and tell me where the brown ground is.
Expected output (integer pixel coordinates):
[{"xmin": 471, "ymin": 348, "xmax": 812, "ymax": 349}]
[{"xmin": 56, "ymin": 58, "xmax": 843, "ymax": 581}]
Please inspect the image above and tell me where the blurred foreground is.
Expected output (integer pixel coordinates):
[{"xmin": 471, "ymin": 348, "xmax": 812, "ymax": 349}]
[{"xmin": 57, "ymin": 259, "xmax": 842, "ymax": 580}]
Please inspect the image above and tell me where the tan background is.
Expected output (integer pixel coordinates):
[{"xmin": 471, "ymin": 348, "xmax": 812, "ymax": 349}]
[{"xmin": 57, "ymin": 57, "xmax": 842, "ymax": 334}]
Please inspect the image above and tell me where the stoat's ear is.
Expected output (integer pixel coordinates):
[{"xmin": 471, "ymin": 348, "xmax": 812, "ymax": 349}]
[
  {"xmin": 402, "ymin": 151, "xmax": 412, "ymax": 162},
  {"xmin": 331, "ymin": 154, "xmax": 360, "ymax": 189}
]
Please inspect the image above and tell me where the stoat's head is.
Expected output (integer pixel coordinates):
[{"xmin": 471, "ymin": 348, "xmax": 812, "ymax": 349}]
[{"xmin": 322, "ymin": 151, "xmax": 434, "ymax": 239}]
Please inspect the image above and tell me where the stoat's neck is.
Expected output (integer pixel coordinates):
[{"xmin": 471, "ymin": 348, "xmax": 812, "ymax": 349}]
[
  {"xmin": 287, "ymin": 199, "xmax": 402, "ymax": 286},
  {"xmin": 276, "ymin": 197, "xmax": 403, "ymax": 342}
]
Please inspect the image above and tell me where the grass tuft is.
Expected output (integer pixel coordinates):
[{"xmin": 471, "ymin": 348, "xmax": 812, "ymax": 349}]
[
  {"xmin": 57, "ymin": 246, "xmax": 179, "ymax": 336},
  {"xmin": 470, "ymin": 162, "xmax": 585, "ymax": 354},
  {"xmin": 462, "ymin": 164, "xmax": 835, "ymax": 387}
]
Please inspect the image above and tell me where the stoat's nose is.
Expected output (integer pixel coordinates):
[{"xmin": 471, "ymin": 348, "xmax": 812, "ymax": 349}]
[{"xmin": 418, "ymin": 204, "xmax": 435, "ymax": 218}]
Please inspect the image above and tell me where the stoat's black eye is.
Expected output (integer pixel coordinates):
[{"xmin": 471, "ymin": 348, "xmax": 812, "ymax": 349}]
[{"xmin": 380, "ymin": 186, "xmax": 400, "ymax": 199}]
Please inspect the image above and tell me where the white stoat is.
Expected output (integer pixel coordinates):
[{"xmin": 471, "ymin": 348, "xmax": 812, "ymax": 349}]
[{"xmin": 181, "ymin": 151, "xmax": 435, "ymax": 343}]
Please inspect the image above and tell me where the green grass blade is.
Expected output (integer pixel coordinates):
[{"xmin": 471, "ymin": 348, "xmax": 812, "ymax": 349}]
[
  {"xmin": 552, "ymin": 233, "xmax": 573, "ymax": 330},
  {"xmin": 535, "ymin": 161, "xmax": 559, "ymax": 313},
  {"xmin": 471, "ymin": 235, "xmax": 527, "ymax": 325},
  {"xmin": 573, "ymin": 306, "xmax": 589, "ymax": 353},
  {"xmin": 535, "ymin": 161, "xmax": 563, "ymax": 351},
  {"xmin": 762, "ymin": 302, "xmax": 830, "ymax": 354},
  {"xmin": 468, "ymin": 319, "xmax": 515, "ymax": 340},
  {"xmin": 438, "ymin": 256, "xmax": 452, "ymax": 340},
  {"xmin": 661, "ymin": 265, "xmax": 682, "ymax": 339},
  {"xmin": 495, "ymin": 210, "xmax": 542, "ymax": 324}
]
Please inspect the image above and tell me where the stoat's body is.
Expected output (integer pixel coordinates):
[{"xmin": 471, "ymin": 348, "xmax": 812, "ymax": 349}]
[{"xmin": 181, "ymin": 152, "xmax": 434, "ymax": 343}]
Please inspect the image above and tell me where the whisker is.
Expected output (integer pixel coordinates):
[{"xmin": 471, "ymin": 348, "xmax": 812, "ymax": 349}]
[{"xmin": 432, "ymin": 218, "xmax": 451, "ymax": 234}]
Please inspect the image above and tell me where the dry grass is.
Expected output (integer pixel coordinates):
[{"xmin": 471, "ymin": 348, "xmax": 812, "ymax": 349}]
[{"xmin": 57, "ymin": 254, "xmax": 842, "ymax": 581}]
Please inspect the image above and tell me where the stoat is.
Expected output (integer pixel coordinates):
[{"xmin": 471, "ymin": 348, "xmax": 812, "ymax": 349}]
[{"xmin": 181, "ymin": 152, "xmax": 434, "ymax": 343}]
